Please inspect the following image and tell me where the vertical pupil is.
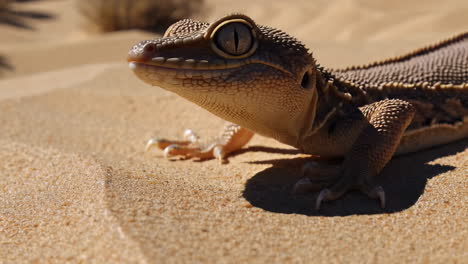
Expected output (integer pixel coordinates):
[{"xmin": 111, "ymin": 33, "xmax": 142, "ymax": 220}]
[
  {"xmin": 214, "ymin": 22, "xmax": 254, "ymax": 56},
  {"xmin": 234, "ymin": 28, "xmax": 239, "ymax": 53}
]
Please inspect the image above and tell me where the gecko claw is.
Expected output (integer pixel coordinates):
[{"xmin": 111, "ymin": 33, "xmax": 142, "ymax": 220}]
[
  {"xmin": 145, "ymin": 138, "xmax": 157, "ymax": 152},
  {"xmin": 292, "ymin": 177, "xmax": 313, "ymax": 194},
  {"xmin": 213, "ymin": 145, "xmax": 228, "ymax": 164},
  {"xmin": 375, "ymin": 186, "xmax": 386, "ymax": 209},
  {"xmin": 145, "ymin": 138, "xmax": 166, "ymax": 152},
  {"xmin": 360, "ymin": 185, "xmax": 386, "ymax": 208},
  {"xmin": 315, "ymin": 188, "xmax": 331, "ymax": 210},
  {"xmin": 183, "ymin": 129, "xmax": 199, "ymax": 142},
  {"xmin": 163, "ymin": 144, "xmax": 180, "ymax": 158}
]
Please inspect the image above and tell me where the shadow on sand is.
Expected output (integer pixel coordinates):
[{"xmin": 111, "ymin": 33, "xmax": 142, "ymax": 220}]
[
  {"xmin": 242, "ymin": 139, "xmax": 467, "ymax": 216},
  {"xmin": 0, "ymin": 0, "xmax": 54, "ymax": 30}
]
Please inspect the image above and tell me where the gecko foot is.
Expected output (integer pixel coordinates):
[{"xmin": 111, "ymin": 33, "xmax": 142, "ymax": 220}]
[
  {"xmin": 292, "ymin": 161, "xmax": 341, "ymax": 195},
  {"xmin": 299, "ymin": 161, "xmax": 387, "ymax": 210},
  {"xmin": 145, "ymin": 129, "xmax": 228, "ymax": 163},
  {"xmin": 315, "ymin": 185, "xmax": 386, "ymax": 210}
]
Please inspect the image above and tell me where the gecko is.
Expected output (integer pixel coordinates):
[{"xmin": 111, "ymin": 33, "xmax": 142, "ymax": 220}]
[{"xmin": 127, "ymin": 14, "xmax": 468, "ymax": 209}]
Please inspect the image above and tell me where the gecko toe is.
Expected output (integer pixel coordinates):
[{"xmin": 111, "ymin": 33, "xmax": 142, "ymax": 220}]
[
  {"xmin": 371, "ymin": 186, "xmax": 386, "ymax": 209},
  {"xmin": 146, "ymin": 138, "xmax": 170, "ymax": 152},
  {"xmin": 163, "ymin": 144, "xmax": 180, "ymax": 158},
  {"xmin": 315, "ymin": 189, "xmax": 331, "ymax": 210},
  {"xmin": 377, "ymin": 188, "xmax": 386, "ymax": 209},
  {"xmin": 145, "ymin": 138, "xmax": 159, "ymax": 152},
  {"xmin": 213, "ymin": 145, "xmax": 229, "ymax": 164},
  {"xmin": 183, "ymin": 129, "xmax": 199, "ymax": 142},
  {"xmin": 292, "ymin": 177, "xmax": 313, "ymax": 194},
  {"xmin": 372, "ymin": 186, "xmax": 386, "ymax": 209},
  {"xmin": 315, "ymin": 188, "xmax": 348, "ymax": 210},
  {"xmin": 360, "ymin": 185, "xmax": 386, "ymax": 208}
]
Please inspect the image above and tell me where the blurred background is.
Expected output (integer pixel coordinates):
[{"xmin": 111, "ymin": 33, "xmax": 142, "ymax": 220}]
[{"xmin": 1, "ymin": 0, "xmax": 467, "ymax": 79}]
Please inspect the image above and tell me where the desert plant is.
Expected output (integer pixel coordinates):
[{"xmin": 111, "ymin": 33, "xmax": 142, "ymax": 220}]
[
  {"xmin": 77, "ymin": 0, "xmax": 204, "ymax": 33},
  {"xmin": 0, "ymin": 0, "xmax": 54, "ymax": 30},
  {"xmin": 0, "ymin": 0, "xmax": 12, "ymax": 10}
]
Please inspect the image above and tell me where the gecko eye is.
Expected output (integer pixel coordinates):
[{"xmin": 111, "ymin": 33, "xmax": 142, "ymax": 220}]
[
  {"xmin": 215, "ymin": 22, "xmax": 252, "ymax": 56},
  {"xmin": 210, "ymin": 20, "xmax": 258, "ymax": 59}
]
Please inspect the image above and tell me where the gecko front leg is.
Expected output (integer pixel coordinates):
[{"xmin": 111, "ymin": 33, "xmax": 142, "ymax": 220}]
[
  {"xmin": 146, "ymin": 123, "xmax": 254, "ymax": 163},
  {"xmin": 299, "ymin": 99, "xmax": 415, "ymax": 210}
]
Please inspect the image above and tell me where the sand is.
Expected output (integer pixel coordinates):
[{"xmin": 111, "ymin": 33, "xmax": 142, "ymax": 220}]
[{"xmin": 0, "ymin": 0, "xmax": 467, "ymax": 263}]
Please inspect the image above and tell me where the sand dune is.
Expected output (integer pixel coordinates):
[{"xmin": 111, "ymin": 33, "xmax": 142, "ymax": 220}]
[
  {"xmin": 1, "ymin": 0, "xmax": 467, "ymax": 262},
  {"xmin": 0, "ymin": 141, "xmax": 145, "ymax": 262}
]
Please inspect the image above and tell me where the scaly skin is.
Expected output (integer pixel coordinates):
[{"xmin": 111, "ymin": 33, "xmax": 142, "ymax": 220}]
[{"xmin": 128, "ymin": 14, "xmax": 468, "ymax": 210}]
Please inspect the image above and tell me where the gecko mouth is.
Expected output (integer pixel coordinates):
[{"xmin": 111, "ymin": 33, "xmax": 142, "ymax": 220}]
[
  {"xmin": 128, "ymin": 61, "xmax": 228, "ymax": 81},
  {"xmin": 127, "ymin": 56, "xmax": 291, "ymax": 75}
]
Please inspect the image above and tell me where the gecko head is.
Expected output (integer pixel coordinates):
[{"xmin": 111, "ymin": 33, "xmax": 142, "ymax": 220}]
[{"xmin": 128, "ymin": 14, "xmax": 319, "ymax": 145}]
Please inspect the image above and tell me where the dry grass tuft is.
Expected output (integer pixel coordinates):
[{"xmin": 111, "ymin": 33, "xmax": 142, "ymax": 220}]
[
  {"xmin": 0, "ymin": 0, "xmax": 54, "ymax": 30},
  {"xmin": 77, "ymin": 0, "xmax": 204, "ymax": 33},
  {"xmin": 0, "ymin": 0, "xmax": 12, "ymax": 10}
]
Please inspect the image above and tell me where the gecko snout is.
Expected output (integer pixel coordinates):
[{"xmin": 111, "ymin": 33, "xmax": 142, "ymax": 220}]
[{"xmin": 127, "ymin": 42, "xmax": 158, "ymax": 63}]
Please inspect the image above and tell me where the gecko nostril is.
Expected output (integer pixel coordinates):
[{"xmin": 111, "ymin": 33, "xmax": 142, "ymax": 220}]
[{"xmin": 144, "ymin": 43, "xmax": 156, "ymax": 53}]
